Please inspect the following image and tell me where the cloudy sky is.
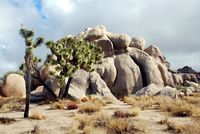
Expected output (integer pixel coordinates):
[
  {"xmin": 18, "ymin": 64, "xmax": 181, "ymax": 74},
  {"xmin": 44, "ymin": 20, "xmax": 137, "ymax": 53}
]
[{"xmin": 0, "ymin": 0, "xmax": 200, "ymax": 76}]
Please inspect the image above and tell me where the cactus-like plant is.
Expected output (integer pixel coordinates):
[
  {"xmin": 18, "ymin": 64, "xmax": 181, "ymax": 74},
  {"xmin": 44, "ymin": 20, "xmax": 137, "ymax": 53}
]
[
  {"xmin": 19, "ymin": 27, "xmax": 44, "ymax": 118},
  {"xmin": 45, "ymin": 36, "xmax": 103, "ymax": 98}
]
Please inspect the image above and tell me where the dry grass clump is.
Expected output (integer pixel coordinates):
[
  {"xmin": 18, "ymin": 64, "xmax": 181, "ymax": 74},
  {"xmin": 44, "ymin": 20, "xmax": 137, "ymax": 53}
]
[
  {"xmin": 79, "ymin": 101, "xmax": 102, "ymax": 114},
  {"xmin": 81, "ymin": 97, "xmax": 89, "ymax": 102},
  {"xmin": 75, "ymin": 111, "xmax": 109, "ymax": 131},
  {"xmin": 158, "ymin": 117, "xmax": 169, "ymax": 125},
  {"xmin": 0, "ymin": 117, "xmax": 16, "ymax": 124},
  {"xmin": 50, "ymin": 100, "xmax": 79, "ymax": 110},
  {"xmin": 75, "ymin": 114, "xmax": 93, "ymax": 130},
  {"xmin": 0, "ymin": 97, "xmax": 24, "ymax": 112},
  {"xmin": 113, "ymin": 108, "xmax": 140, "ymax": 118},
  {"xmin": 124, "ymin": 96, "xmax": 155, "ymax": 110},
  {"xmin": 92, "ymin": 112, "xmax": 109, "ymax": 128},
  {"xmin": 82, "ymin": 126, "xmax": 94, "ymax": 134},
  {"xmin": 158, "ymin": 98, "xmax": 195, "ymax": 117},
  {"xmin": 182, "ymin": 95, "xmax": 200, "ymax": 106},
  {"xmin": 113, "ymin": 110, "xmax": 127, "ymax": 118},
  {"xmin": 75, "ymin": 111, "xmax": 145, "ymax": 133},
  {"xmin": 107, "ymin": 118, "xmax": 145, "ymax": 134},
  {"xmin": 101, "ymin": 96, "xmax": 114, "ymax": 106},
  {"xmin": 166, "ymin": 121, "xmax": 183, "ymax": 133},
  {"xmin": 30, "ymin": 111, "xmax": 46, "ymax": 120},
  {"xmin": 181, "ymin": 123, "xmax": 200, "ymax": 134},
  {"xmin": 127, "ymin": 107, "xmax": 141, "ymax": 117},
  {"xmin": 50, "ymin": 102, "xmax": 65, "ymax": 110},
  {"xmin": 164, "ymin": 121, "xmax": 200, "ymax": 134}
]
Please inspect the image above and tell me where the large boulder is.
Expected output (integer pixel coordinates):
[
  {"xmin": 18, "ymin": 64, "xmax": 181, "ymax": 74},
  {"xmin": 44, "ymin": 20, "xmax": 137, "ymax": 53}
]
[
  {"xmin": 71, "ymin": 69, "xmax": 90, "ymax": 92},
  {"xmin": 184, "ymin": 80, "xmax": 199, "ymax": 89},
  {"xmin": 172, "ymin": 73, "xmax": 184, "ymax": 85},
  {"xmin": 1, "ymin": 74, "xmax": 26, "ymax": 98},
  {"xmin": 129, "ymin": 37, "xmax": 145, "ymax": 50},
  {"xmin": 144, "ymin": 45, "xmax": 170, "ymax": 68},
  {"xmin": 96, "ymin": 57, "xmax": 117, "ymax": 89},
  {"xmin": 128, "ymin": 47, "xmax": 164, "ymax": 87},
  {"xmin": 82, "ymin": 25, "xmax": 106, "ymax": 41},
  {"xmin": 89, "ymin": 72, "xmax": 117, "ymax": 101},
  {"xmin": 135, "ymin": 83, "xmax": 162, "ymax": 96},
  {"xmin": 68, "ymin": 84, "xmax": 86, "ymax": 99},
  {"xmin": 156, "ymin": 62, "xmax": 174, "ymax": 87},
  {"xmin": 111, "ymin": 54, "xmax": 143, "ymax": 98},
  {"xmin": 40, "ymin": 64, "xmax": 61, "ymax": 81},
  {"xmin": 93, "ymin": 34, "xmax": 114, "ymax": 57},
  {"xmin": 106, "ymin": 32, "xmax": 131, "ymax": 50},
  {"xmin": 157, "ymin": 86, "xmax": 178, "ymax": 98},
  {"xmin": 182, "ymin": 74, "xmax": 198, "ymax": 83}
]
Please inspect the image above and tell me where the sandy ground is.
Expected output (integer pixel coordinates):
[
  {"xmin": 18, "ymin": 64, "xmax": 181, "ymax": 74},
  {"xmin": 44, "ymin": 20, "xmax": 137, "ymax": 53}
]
[{"xmin": 0, "ymin": 102, "xmax": 192, "ymax": 134}]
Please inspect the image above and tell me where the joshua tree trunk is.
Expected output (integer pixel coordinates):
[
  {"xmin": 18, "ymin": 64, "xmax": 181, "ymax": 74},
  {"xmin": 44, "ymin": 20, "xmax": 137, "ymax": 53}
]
[
  {"xmin": 24, "ymin": 53, "xmax": 32, "ymax": 118},
  {"xmin": 62, "ymin": 77, "xmax": 73, "ymax": 99}
]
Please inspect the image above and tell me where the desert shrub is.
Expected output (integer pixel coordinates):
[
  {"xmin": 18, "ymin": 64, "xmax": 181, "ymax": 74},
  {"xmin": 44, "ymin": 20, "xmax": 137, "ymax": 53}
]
[
  {"xmin": 124, "ymin": 96, "xmax": 155, "ymax": 110},
  {"xmin": 158, "ymin": 117, "xmax": 169, "ymax": 125},
  {"xmin": 75, "ymin": 111, "xmax": 109, "ymax": 131},
  {"xmin": 81, "ymin": 97, "xmax": 89, "ymax": 102},
  {"xmin": 107, "ymin": 117, "xmax": 145, "ymax": 133},
  {"xmin": 67, "ymin": 101, "xmax": 78, "ymax": 110},
  {"xmin": 50, "ymin": 102, "xmax": 65, "ymax": 110},
  {"xmin": 92, "ymin": 112, "xmax": 109, "ymax": 128},
  {"xmin": 82, "ymin": 126, "xmax": 93, "ymax": 134},
  {"xmin": 126, "ymin": 107, "xmax": 141, "ymax": 117},
  {"xmin": 101, "ymin": 96, "xmax": 114, "ymax": 106},
  {"xmin": 30, "ymin": 111, "xmax": 46, "ymax": 120},
  {"xmin": 79, "ymin": 101, "xmax": 102, "ymax": 114},
  {"xmin": 166, "ymin": 121, "xmax": 183, "ymax": 133},
  {"xmin": 113, "ymin": 108, "xmax": 141, "ymax": 118},
  {"xmin": 158, "ymin": 99, "xmax": 195, "ymax": 117},
  {"xmin": 113, "ymin": 110, "xmax": 127, "ymax": 118},
  {"xmin": 182, "ymin": 96, "xmax": 200, "ymax": 106},
  {"xmin": 0, "ymin": 117, "xmax": 16, "ymax": 124},
  {"xmin": 0, "ymin": 97, "xmax": 24, "ymax": 112},
  {"xmin": 75, "ymin": 114, "xmax": 92, "ymax": 130}
]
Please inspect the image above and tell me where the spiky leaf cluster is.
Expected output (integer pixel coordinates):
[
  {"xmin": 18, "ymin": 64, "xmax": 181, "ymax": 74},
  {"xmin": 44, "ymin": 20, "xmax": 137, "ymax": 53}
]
[
  {"xmin": 19, "ymin": 27, "xmax": 44, "ymax": 70},
  {"xmin": 45, "ymin": 37, "xmax": 103, "ymax": 87}
]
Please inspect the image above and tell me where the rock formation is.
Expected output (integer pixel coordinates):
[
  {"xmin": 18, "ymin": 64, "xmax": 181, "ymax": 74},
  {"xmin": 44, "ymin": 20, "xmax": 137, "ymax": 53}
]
[
  {"xmin": 1, "ymin": 25, "xmax": 200, "ymax": 100},
  {"xmin": 1, "ymin": 74, "xmax": 26, "ymax": 98}
]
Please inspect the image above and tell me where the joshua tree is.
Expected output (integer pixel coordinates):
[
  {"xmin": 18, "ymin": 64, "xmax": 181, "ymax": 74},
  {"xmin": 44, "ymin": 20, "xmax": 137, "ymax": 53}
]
[
  {"xmin": 45, "ymin": 36, "xmax": 103, "ymax": 99},
  {"xmin": 19, "ymin": 27, "xmax": 44, "ymax": 118}
]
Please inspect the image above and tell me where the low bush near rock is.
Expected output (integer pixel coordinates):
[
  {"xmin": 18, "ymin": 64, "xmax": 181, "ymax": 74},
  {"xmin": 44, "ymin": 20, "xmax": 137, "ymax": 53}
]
[
  {"xmin": 166, "ymin": 121, "xmax": 183, "ymax": 133},
  {"xmin": 30, "ymin": 111, "xmax": 46, "ymax": 120},
  {"xmin": 67, "ymin": 101, "xmax": 78, "ymax": 110},
  {"xmin": 124, "ymin": 96, "xmax": 155, "ymax": 110},
  {"xmin": 107, "ymin": 117, "xmax": 146, "ymax": 134},
  {"xmin": 0, "ymin": 97, "xmax": 24, "ymax": 112},
  {"xmin": 0, "ymin": 117, "xmax": 16, "ymax": 124},
  {"xmin": 158, "ymin": 99, "xmax": 195, "ymax": 117},
  {"xmin": 79, "ymin": 101, "xmax": 102, "ymax": 114},
  {"xmin": 50, "ymin": 102, "xmax": 65, "ymax": 110},
  {"xmin": 113, "ymin": 108, "xmax": 141, "ymax": 118}
]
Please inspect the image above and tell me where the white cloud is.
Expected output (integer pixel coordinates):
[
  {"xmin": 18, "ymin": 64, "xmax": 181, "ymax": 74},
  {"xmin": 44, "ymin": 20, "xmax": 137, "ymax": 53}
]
[{"xmin": 42, "ymin": 0, "xmax": 75, "ymax": 16}]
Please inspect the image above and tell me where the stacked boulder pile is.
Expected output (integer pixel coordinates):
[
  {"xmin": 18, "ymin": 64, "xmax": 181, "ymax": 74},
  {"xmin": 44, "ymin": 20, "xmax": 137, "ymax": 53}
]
[{"xmin": 0, "ymin": 25, "xmax": 200, "ymax": 100}]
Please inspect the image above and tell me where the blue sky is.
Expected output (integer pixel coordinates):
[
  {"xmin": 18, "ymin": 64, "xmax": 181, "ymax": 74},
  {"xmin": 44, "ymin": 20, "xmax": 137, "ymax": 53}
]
[
  {"xmin": 0, "ymin": 0, "xmax": 200, "ymax": 76},
  {"xmin": 33, "ymin": 0, "xmax": 47, "ymax": 19}
]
